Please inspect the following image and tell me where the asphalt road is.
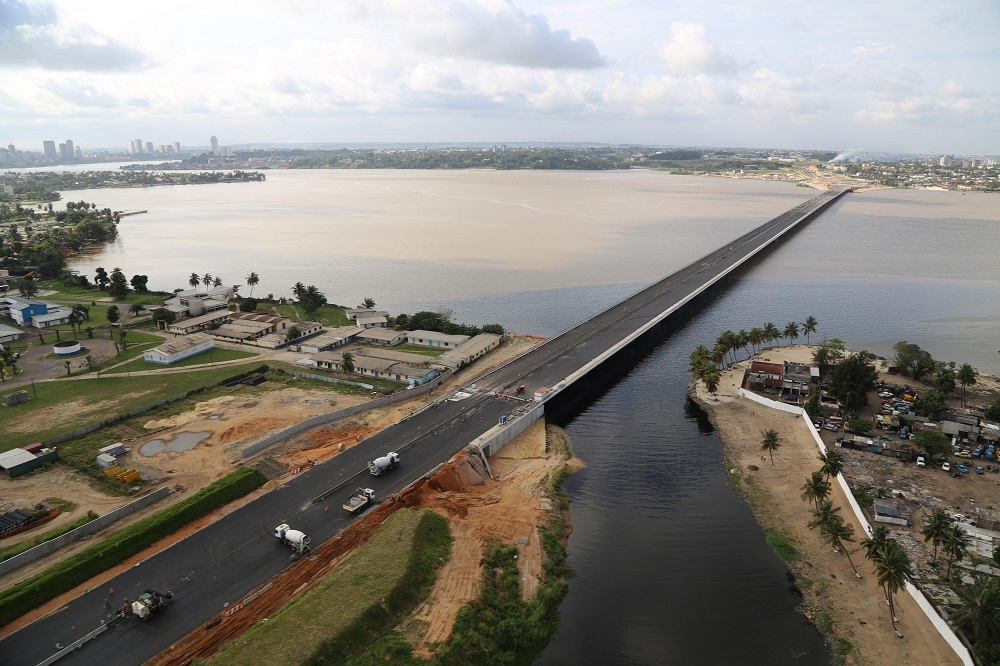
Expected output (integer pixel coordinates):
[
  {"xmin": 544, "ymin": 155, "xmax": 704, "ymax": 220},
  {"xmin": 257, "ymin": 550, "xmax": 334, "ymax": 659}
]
[{"xmin": 0, "ymin": 189, "xmax": 844, "ymax": 666}]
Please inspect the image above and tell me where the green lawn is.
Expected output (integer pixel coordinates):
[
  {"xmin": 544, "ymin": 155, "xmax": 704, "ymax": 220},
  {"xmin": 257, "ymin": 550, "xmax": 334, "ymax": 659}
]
[
  {"xmin": 37, "ymin": 280, "xmax": 171, "ymax": 307},
  {"xmin": 104, "ymin": 347, "xmax": 258, "ymax": 374},
  {"xmin": 389, "ymin": 343, "xmax": 446, "ymax": 357},
  {"xmin": 274, "ymin": 303, "xmax": 350, "ymax": 327},
  {"xmin": 0, "ymin": 365, "xmax": 264, "ymax": 451}
]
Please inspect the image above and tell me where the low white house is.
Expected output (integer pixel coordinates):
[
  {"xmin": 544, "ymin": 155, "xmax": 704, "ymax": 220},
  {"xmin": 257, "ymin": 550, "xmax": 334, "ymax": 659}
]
[
  {"xmin": 144, "ymin": 333, "xmax": 215, "ymax": 365},
  {"xmin": 357, "ymin": 328, "xmax": 405, "ymax": 346},
  {"xmin": 356, "ymin": 314, "xmax": 388, "ymax": 329},
  {"xmin": 0, "ymin": 323, "xmax": 23, "ymax": 345},
  {"xmin": 406, "ymin": 329, "xmax": 469, "ymax": 349}
]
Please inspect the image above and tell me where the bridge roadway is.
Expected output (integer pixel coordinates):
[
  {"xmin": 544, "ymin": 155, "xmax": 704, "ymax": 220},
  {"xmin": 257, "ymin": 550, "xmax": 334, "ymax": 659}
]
[{"xmin": 0, "ymin": 188, "xmax": 845, "ymax": 666}]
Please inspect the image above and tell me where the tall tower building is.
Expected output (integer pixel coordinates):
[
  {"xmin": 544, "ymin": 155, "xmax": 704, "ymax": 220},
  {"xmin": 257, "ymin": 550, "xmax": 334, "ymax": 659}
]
[
  {"xmin": 43, "ymin": 141, "xmax": 57, "ymax": 160},
  {"xmin": 65, "ymin": 139, "xmax": 75, "ymax": 159},
  {"xmin": 210, "ymin": 136, "xmax": 219, "ymax": 155},
  {"xmin": 174, "ymin": 141, "xmax": 181, "ymax": 154},
  {"xmin": 74, "ymin": 146, "xmax": 82, "ymax": 158},
  {"xmin": 145, "ymin": 141, "xmax": 154, "ymax": 154},
  {"xmin": 7, "ymin": 144, "xmax": 14, "ymax": 154},
  {"xmin": 135, "ymin": 139, "xmax": 143, "ymax": 155},
  {"xmin": 58, "ymin": 143, "xmax": 69, "ymax": 159}
]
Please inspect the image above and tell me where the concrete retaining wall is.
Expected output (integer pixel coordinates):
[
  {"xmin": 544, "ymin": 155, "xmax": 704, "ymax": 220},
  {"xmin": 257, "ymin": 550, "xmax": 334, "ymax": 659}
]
[
  {"xmin": 240, "ymin": 370, "xmax": 452, "ymax": 458},
  {"xmin": 474, "ymin": 404, "xmax": 545, "ymax": 457},
  {"xmin": 739, "ymin": 388, "xmax": 973, "ymax": 666},
  {"xmin": 0, "ymin": 486, "xmax": 171, "ymax": 577}
]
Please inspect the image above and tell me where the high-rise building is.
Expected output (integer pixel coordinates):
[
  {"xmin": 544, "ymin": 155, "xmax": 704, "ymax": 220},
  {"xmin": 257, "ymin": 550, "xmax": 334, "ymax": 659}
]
[
  {"xmin": 165, "ymin": 145, "xmax": 175, "ymax": 155},
  {"xmin": 58, "ymin": 143, "xmax": 69, "ymax": 159},
  {"xmin": 7, "ymin": 144, "xmax": 14, "ymax": 154},
  {"xmin": 159, "ymin": 144, "xmax": 166, "ymax": 154},
  {"xmin": 210, "ymin": 136, "xmax": 219, "ymax": 155},
  {"xmin": 135, "ymin": 139, "xmax": 143, "ymax": 155},
  {"xmin": 65, "ymin": 139, "xmax": 75, "ymax": 160},
  {"xmin": 145, "ymin": 141, "xmax": 154, "ymax": 154},
  {"xmin": 74, "ymin": 146, "xmax": 82, "ymax": 158},
  {"xmin": 174, "ymin": 141, "xmax": 181, "ymax": 154},
  {"xmin": 43, "ymin": 141, "xmax": 57, "ymax": 160}
]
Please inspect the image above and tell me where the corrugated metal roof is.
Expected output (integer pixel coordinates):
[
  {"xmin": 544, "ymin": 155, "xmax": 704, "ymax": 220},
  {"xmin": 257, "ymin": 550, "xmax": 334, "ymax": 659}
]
[{"xmin": 0, "ymin": 448, "xmax": 36, "ymax": 469}]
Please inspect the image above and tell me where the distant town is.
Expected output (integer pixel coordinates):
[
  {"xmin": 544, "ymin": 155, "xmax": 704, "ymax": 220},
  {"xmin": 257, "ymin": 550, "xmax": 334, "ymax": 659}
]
[{"xmin": 1, "ymin": 138, "xmax": 999, "ymax": 192}]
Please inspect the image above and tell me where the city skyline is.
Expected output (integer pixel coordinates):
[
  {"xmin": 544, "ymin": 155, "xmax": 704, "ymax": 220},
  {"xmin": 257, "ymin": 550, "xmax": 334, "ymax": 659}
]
[{"xmin": 1, "ymin": 1, "xmax": 998, "ymax": 154}]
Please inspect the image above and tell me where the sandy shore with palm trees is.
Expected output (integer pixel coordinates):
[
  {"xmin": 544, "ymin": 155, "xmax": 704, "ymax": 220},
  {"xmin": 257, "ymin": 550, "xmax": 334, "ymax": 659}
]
[{"xmin": 692, "ymin": 344, "xmax": 961, "ymax": 666}]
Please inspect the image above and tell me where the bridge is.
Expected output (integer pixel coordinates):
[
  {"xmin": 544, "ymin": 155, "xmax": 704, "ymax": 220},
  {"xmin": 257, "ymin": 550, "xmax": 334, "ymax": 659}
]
[{"xmin": 0, "ymin": 188, "xmax": 847, "ymax": 666}]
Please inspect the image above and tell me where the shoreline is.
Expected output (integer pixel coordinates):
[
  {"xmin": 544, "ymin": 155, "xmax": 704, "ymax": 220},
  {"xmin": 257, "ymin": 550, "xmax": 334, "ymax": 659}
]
[{"xmin": 691, "ymin": 344, "xmax": 963, "ymax": 666}]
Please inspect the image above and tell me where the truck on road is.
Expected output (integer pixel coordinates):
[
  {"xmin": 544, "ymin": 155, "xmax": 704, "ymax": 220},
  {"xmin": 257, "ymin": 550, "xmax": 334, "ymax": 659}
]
[
  {"xmin": 368, "ymin": 452, "xmax": 400, "ymax": 476},
  {"xmin": 274, "ymin": 523, "xmax": 311, "ymax": 555},
  {"xmin": 343, "ymin": 488, "xmax": 375, "ymax": 514},
  {"xmin": 131, "ymin": 589, "xmax": 172, "ymax": 620}
]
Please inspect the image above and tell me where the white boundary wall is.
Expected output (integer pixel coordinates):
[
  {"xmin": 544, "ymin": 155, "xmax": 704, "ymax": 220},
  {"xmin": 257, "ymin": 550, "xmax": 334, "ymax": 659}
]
[{"xmin": 737, "ymin": 388, "xmax": 974, "ymax": 666}]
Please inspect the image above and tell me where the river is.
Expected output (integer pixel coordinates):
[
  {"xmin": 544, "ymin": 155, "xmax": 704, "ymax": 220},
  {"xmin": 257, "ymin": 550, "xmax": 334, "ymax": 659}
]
[{"xmin": 48, "ymin": 169, "xmax": 1000, "ymax": 663}]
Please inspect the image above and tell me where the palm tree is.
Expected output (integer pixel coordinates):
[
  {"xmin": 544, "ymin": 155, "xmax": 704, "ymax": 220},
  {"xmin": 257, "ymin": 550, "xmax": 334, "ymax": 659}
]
[
  {"xmin": 128, "ymin": 302, "xmax": 144, "ymax": 317},
  {"xmin": 213, "ymin": 276, "xmax": 223, "ymax": 287},
  {"xmin": 818, "ymin": 450, "xmax": 845, "ymax": 480},
  {"xmin": 246, "ymin": 272, "xmax": 259, "ymax": 298},
  {"xmin": 202, "ymin": 273, "xmax": 212, "ymax": 291},
  {"xmin": 716, "ymin": 331, "xmax": 736, "ymax": 366},
  {"xmin": 949, "ymin": 575, "xmax": 1000, "ymax": 644},
  {"xmin": 870, "ymin": 539, "xmax": 912, "ymax": 636},
  {"xmin": 760, "ymin": 428, "xmax": 781, "ymax": 466},
  {"xmin": 921, "ymin": 508, "xmax": 953, "ymax": 567},
  {"xmin": 188, "ymin": 273, "xmax": 200, "ymax": 290},
  {"xmin": 783, "ymin": 321, "xmax": 799, "ymax": 344},
  {"xmin": 763, "ymin": 322, "xmax": 780, "ymax": 347},
  {"xmin": 736, "ymin": 329, "xmax": 751, "ymax": 359},
  {"xmin": 942, "ymin": 524, "xmax": 972, "ymax": 580},
  {"xmin": 819, "ymin": 516, "xmax": 861, "ymax": 578},
  {"xmin": 801, "ymin": 316, "xmax": 818, "ymax": 345},
  {"xmin": 0, "ymin": 347, "xmax": 12, "ymax": 383},
  {"xmin": 362, "ymin": 297, "xmax": 376, "ymax": 309},
  {"xmin": 862, "ymin": 525, "xmax": 890, "ymax": 560},
  {"xmin": 749, "ymin": 327, "xmax": 764, "ymax": 354},
  {"xmin": 957, "ymin": 363, "xmax": 978, "ymax": 408},
  {"xmin": 292, "ymin": 282, "xmax": 306, "ymax": 300},
  {"xmin": 702, "ymin": 371, "xmax": 720, "ymax": 394},
  {"xmin": 800, "ymin": 471, "xmax": 832, "ymax": 510},
  {"xmin": 809, "ymin": 499, "xmax": 842, "ymax": 531},
  {"xmin": 341, "ymin": 351, "xmax": 355, "ymax": 376},
  {"xmin": 689, "ymin": 345, "xmax": 711, "ymax": 378}
]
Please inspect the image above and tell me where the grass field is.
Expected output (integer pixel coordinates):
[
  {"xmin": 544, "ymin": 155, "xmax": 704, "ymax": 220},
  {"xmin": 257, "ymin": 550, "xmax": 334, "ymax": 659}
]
[
  {"xmin": 274, "ymin": 303, "xmax": 350, "ymax": 328},
  {"xmin": 209, "ymin": 509, "xmax": 449, "ymax": 666},
  {"xmin": 104, "ymin": 347, "xmax": 258, "ymax": 374},
  {"xmin": 0, "ymin": 365, "xmax": 264, "ymax": 451},
  {"xmin": 388, "ymin": 344, "xmax": 446, "ymax": 357}
]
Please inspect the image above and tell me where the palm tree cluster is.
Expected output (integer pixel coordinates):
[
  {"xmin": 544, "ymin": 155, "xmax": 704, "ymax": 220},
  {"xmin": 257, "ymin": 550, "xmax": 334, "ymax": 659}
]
[
  {"xmin": 921, "ymin": 508, "xmax": 973, "ymax": 581},
  {"xmin": 861, "ymin": 526, "xmax": 912, "ymax": 637},
  {"xmin": 688, "ymin": 317, "xmax": 818, "ymax": 393}
]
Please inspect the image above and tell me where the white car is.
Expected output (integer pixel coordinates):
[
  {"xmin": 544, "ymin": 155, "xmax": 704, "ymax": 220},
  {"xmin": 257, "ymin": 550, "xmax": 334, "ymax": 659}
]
[
  {"xmin": 916, "ymin": 456, "xmax": 926, "ymax": 468},
  {"xmin": 942, "ymin": 461, "xmax": 951, "ymax": 472}
]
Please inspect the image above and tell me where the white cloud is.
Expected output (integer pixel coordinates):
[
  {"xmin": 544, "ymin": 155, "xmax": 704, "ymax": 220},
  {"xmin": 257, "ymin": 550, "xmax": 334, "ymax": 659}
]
[
  {"xmin": 658, "ymin": 22, "xmax": 735, "ymax": 76},
  {"xmin": 408, "ymin": 0, "xmax": 607, "ymax": 69}
]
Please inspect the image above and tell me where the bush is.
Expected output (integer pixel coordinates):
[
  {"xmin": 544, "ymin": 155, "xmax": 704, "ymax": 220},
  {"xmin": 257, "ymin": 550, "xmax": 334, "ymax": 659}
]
[
  {"xmin": 0, "ymin": 468, "xmax": 265, "ymax": 627},
  {"xmin": 846, "ymin": 419, "xmax": 873, "ymax": 435}
]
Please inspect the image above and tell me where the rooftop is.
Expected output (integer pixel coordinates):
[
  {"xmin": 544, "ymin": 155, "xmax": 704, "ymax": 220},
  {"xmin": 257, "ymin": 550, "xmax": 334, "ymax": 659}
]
[{"xmin": 150, "ymin": 332, "xmax": 213, "ymax": 355}]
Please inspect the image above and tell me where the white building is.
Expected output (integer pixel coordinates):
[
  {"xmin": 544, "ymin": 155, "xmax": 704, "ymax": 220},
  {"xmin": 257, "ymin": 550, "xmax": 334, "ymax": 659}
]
[
  {"xmin": 406, "ymin": 330, "xmax": 470, "ymax": 349},
  {"xmin": 143, "ymin": 333, "xmax": 215, "ymax": 365}
]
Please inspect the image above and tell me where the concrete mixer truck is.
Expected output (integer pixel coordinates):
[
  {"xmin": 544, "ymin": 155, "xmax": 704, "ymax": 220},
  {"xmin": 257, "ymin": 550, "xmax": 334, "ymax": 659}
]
[
  {"xmin": 274, "ymin": 523, "xmax": 311, "ymax": 555},
  {"xmin": 368, "ymin": 452, "xmax": 400, "ymax": 476}
]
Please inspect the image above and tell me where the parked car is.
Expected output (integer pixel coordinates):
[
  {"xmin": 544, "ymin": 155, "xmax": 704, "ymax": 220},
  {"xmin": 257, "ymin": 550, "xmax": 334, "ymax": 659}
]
[
  {"xmin": 916, "ymin": 456, "xmax": 926, "ymax": 468},
  {"xmin": 972, "ymin": 446, "xmax": 984, "ymax": 458},
  {"xmin": 974, "ymin": 466, "xmax": 984, "ymax": 474},
  {"xmin": 955, "ymin": 463, "xmax": 969, "ymax": 474},
  {"xmin": 955, "ymin": 451, "xmax": 972, "ymax": 458},
  {"xmin": 942, "ymin": 461, "xmax": 951, "ymax": 472}
]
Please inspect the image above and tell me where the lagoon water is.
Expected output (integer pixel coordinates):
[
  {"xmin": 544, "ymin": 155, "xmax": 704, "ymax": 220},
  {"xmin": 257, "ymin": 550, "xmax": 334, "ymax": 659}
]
[{"xmin": 56, "ymin": 169, "xmax": 1000, "ymax": 663}]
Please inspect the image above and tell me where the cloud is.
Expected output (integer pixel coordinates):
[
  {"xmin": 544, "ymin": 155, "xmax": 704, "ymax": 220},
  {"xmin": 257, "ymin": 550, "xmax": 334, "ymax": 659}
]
[
  {"xmin": 658, "ymin": 22, "xmax": 735, "ymax": 76},
  {"xmin": 0, "ymin": 0, "xmax": 151, "ymax": 71},
  {"xmin": 853, "ymin": 41, "xmax": 893, "ymax": 54},
  {"xmin": 411, "ymin": 0, "xmax": 607, "ymax": 69}
]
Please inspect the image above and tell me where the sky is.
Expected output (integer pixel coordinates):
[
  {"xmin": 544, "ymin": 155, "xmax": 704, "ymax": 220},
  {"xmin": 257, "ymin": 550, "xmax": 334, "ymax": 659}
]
[{"xmin": 1, "ymin": 0, "xmax": 998, "ymax": 155}]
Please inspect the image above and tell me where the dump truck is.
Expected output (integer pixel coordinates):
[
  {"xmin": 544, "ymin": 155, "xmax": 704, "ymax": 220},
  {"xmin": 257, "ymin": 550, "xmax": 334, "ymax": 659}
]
[
  {"xmin": 343, "ymin": 488, "xmax": 375, "ymax": 513},
  {"xmin": 368, "ymin": 452, "xmax": 400, "ymax": 476},
  {"xmin": 131, "ymin": 589, "xmax": 172, "ymax": 620},
  {"xmin": 274, "ymin": 523, "xmax": 310, "ymax": 555}
]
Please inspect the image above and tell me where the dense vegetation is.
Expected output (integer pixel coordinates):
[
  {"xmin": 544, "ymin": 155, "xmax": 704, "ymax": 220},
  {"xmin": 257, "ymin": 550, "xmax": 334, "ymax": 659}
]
[
  {"xmin": 0, "ymin": 467, "xmax": 266, "ymax": 627},
  {"xmin": 0, "ymin": 171, "xmax": 265, "ymax": 201},
  {"xmin": 393, "ymin": 310, "xmax": 504, "ymax": 337}
]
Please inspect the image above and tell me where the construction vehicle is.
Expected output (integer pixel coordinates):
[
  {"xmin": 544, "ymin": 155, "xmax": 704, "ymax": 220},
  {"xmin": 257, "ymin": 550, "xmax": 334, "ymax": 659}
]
[
  {"xmin": 343, "ymin": 488, "xmax": 375, "ymax": 514},
  {"xmin": 368, "ymin": 452, "xmax": 400, "ymax": 476},
  {"xmin": 131, "ymin": 589, "xmax": 172, "ymax": 620},
  {"xmin": 274, "ymin": 523, "xmax": 310, "ymax": 555}
]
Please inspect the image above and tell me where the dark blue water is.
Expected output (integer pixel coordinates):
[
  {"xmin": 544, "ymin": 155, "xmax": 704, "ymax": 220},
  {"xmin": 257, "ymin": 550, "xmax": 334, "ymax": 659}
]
[{"xmin": 439, "ymin": 194, "xmax": 998, "ymax": 664}]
